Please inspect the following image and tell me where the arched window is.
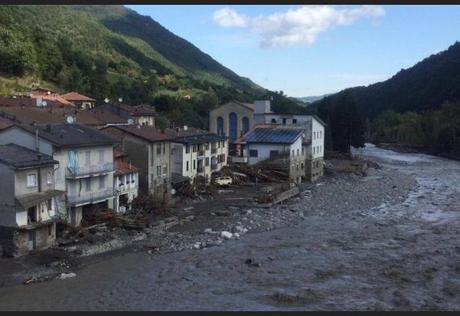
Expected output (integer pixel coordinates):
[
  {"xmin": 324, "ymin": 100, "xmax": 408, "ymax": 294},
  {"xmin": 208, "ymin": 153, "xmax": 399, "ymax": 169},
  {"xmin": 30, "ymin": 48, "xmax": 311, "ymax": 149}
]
[
  {"xmin": 229, "ymin": 112, "xmax": 237, "ymax": 140},
  {"xmin": 217, "ymin": 116, "xmax": 224, "ymax": 136},
  {"xmin": 242, "ymin": 117, "xmax": 250, "ymax": 134},
  {"xmin": 271, "ymin": 118, "xmax": 277, "ymax": 124}
]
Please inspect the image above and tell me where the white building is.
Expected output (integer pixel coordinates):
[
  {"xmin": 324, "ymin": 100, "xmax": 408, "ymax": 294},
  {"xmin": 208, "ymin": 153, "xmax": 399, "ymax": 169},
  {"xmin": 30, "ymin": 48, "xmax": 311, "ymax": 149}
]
[
  {"xmin": 113, "ymin": 147, "xmax": 139, "ymax": 213},
  {"xmin": 171, "ymin": 133, "xmax": 228, "ymax": 185}
]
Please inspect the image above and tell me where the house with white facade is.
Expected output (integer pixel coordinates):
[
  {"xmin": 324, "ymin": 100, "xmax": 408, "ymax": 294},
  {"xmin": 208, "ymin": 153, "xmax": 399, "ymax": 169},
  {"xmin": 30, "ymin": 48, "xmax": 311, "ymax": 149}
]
[
  {"xmin": 113, "ymin": 147, "xmax": 139, "ymax": 213},
  {"xmin": 236, "ymin": 126, "xmax": 306, "ymax": 184},
  {"xmin": 0, "ymin": 144, "xmax": 65, "ymax": 257},
  {"xmin": 170, "ymin": 132, "xmax": 228, "ymax": 185},
  {"xmin": 0, "ymin": 123, "xmax": 118, "ymax": 227}
]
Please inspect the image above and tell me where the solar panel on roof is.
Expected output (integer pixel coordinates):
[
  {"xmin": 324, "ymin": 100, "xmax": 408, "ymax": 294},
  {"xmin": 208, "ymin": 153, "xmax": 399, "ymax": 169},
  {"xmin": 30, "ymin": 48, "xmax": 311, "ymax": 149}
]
[{"xmin": 245, "ymin": 128, "xmax": 301, "ymax": 144}]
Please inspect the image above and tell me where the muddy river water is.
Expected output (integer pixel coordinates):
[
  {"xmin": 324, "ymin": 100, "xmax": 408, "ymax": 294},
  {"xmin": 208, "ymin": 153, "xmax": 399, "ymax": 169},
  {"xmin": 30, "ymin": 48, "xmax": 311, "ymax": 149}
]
[{"xmin": 0, "ymin": 144, "xmax": 459, "ymax": 310}]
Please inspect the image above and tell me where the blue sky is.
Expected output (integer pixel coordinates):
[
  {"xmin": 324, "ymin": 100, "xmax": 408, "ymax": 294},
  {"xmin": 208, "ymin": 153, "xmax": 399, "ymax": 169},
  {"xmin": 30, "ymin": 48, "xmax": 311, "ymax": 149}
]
[{"xmin": 127, "ymin": 5, "xmax": 460, "ymax": 97}]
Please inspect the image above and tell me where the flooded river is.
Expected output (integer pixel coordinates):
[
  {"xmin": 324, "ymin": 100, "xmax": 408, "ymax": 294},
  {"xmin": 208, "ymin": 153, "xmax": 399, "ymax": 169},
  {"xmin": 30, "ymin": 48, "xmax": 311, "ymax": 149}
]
[{"xmin": 0, "ymin": 144, "xmax": 459, "ymax": 310}]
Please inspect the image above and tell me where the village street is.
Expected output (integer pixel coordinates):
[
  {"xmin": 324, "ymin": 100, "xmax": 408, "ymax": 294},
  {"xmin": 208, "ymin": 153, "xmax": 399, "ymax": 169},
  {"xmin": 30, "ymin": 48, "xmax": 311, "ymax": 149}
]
[{"xmin": 0, "ymin": 144, "xmax": 458, "ymax": 310}]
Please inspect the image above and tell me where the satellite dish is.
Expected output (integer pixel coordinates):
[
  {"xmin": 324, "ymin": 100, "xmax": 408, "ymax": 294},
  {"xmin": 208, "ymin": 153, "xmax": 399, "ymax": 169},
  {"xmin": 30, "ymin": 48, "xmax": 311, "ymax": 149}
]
[
  {"xmin": 118, "ymin": 97, "xmax": 123, "ymax": 103},
  {"xmin": 104, "ymin": 98, "xmax": 109, "ymax": 103},
  {"xmin": 127, "ymin": 118, "xmax": 134, "ymax": 125},
  {"xmin": 66, "ymin": 116, "xmax": 75, "ymax": 124},
  {"xmin": 42, "ymin": 101, "xmax": 47, "ymax": 107},
  {"xmin": 47, "ymin": 91, "xmax": 51, "ymax": 95}
]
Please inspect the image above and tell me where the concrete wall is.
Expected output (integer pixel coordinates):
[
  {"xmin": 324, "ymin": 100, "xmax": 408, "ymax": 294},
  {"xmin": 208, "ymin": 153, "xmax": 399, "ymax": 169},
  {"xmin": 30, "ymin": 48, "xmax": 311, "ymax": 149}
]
[
  {"xmin": 0, "ymin": 164, "xmax": 15, "ymax": 226},
  {"xmin": 14, "ymin": 165, "xmax": 55, "ymax": 196},
  {"xmin": 209, "ymin": 102, "xmax": 254, "ymax": 140}
]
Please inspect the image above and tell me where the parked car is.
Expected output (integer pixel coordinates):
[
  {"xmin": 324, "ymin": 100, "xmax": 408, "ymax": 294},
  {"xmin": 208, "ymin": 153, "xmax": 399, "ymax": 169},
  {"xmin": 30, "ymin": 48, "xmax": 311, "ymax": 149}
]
[{"xmin": 214, "ymin": 176, "xmax": 232, "ymax": 186}]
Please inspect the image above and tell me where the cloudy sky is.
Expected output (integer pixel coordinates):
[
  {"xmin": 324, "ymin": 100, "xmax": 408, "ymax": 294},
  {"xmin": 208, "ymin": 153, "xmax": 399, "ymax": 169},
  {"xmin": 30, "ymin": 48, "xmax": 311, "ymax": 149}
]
[{"xmin": 127, "ymin": 5, "xmax": 460, "ymax": 97}]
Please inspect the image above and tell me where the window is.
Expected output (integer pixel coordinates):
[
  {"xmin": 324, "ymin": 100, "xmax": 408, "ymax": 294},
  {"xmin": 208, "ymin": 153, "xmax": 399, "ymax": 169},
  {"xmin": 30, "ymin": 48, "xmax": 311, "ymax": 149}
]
[
  {"xmin": 229, "ymin": 112, "xmax": 238, "ymax": 140},
  {"xmin": 85, "ymin": 151, "xmax": 91, "ymax": 165},
  {"xmin": 297, "ymin": 149, "xmax": 300, "ymax": 156},
  {"xmin": 249, "ymin": 150, "xmax": 258, "ymax": 157},
  {"xmin": 302, "ymin": 147, "xmax": 305, "ymax": 155},
  {"xmin": 85, "ymin": 178, "xmax": 91, "ymax": 192},
  {"xmin": 99, "ymin": 176, "xmax": 105, "ymax": 189},
  {"xmin": 271, "ymin": 118, "xmax": 276, "ymax": 124},
  {"xmin": 27, "ymin": 206, "xmax": 37, "ymax": 223},
  {"xmin": 27, "ymin": 173, "xmax": 37, "ymax": 187},
  {"xmin": 293, "ymin": 119, "xmax": 297, "ymax": 124},
  {"xmin": 205, "ymin": 143, "xmax": 209, "ymax": 150},
  {"xmin": 163, "ymin": 143, "xmax": 166, "ymax": 155},
  {"xmin": 222, "ymin": 141, "xmax": 225, "ymax": 148},
  {"xmin": 301, "ymin": 163, "xmax": 304, "ymax": 169},
  {"xmin": 186, "ymin": 161, "xmax": 189, "ymax": 171},
  {"xmin": 46, "ymin": 199, "xmax": 52, "ymax": 211},
  {"xmin": 186, "ymin": 145, "xmax": 190, "ymax": 153},
  {"xmin": 156, "ymin": 144, "xmax": 161, "ymax": 155},
  {"xmin": 48, "ymin": 224, "xmax": 53, "ymax": 236},
  {"xmin": 242, "ymin": 117, "xmax": 250, "ymax": 134},
  {"xmin": 162, "ymin": 164, "xmax": 167, "ymax": 175},
  {"xmin": 292, "ymin": 150, "xmax": 294, "ymax": 157},
  {"xmin": 217, "ymin": 142, "xmax": 220, "ymax": 148},
  {"xmin": 118, "ymin": 176, "xmax": 123, "ymax": 186},
  {"xmin": 313, "ymin": 147, "xmax": 316, "ymax": 155},
  {"xmin": 99, "ymin": 149, "xmax": 104, "ymax": 163},
  {"xmin": 46, "ymin": 171, "xmax": 53, "ymax": 185},
  {"xmin": 193, "ymin": 160, "xmax": 196, "ymax": 170},
  {"xmin": 205, "ymin": 157, "xmax": 209, "ymax": 166},
  {"xmin": 217, "ymin": 117, "xmax": 224, "ymax": 136},
  {"xmin": 282, "ymin": 118, "xmax": 287, "ymax": 125},
  {"xmin": 157, "ymin": 166, "xmax": 161, "ymax": 176}
]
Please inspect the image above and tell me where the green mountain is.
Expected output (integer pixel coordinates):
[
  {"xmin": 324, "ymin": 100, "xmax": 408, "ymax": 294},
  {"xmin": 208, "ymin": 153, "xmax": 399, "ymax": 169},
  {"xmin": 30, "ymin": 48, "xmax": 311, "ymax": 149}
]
[
  {"xmin": 0, "ymin": 5, "xmax": 306, "ymax": 128},
  {"xmin": 312, "ymin": 42, "xmax": 460, "ymax": 118},
  {"xmin": 311, "ymin": 42, "xmax": 460, "ymax": 158}
]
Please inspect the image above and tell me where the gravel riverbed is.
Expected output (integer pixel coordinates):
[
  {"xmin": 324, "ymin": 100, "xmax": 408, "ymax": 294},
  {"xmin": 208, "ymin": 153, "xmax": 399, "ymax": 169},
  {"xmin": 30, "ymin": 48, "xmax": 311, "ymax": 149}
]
[{"xmin": 0, "ymin": 144, "xmax": 458, "ymax": 311}]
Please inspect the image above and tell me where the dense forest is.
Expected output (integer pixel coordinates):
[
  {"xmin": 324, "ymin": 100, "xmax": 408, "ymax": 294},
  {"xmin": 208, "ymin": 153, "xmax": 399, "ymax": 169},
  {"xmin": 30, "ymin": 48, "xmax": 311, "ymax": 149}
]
[
  {"xmin": 0, "ymin": 5, "xmax": 305, "ymax": 129},
  {"xmin": 310, "ymin": 42, "xmax": 460, "ymax": 158}
]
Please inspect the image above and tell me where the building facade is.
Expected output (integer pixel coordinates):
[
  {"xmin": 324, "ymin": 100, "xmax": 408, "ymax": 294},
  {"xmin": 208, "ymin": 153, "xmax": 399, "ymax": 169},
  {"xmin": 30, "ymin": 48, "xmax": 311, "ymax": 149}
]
[
  {"xmin": 113, "ymin": 147, "xmax": 139, "ymax": 213},
  {"xmin": 0, "ymin": 144, "xmax": 64, "ymax": 257}
]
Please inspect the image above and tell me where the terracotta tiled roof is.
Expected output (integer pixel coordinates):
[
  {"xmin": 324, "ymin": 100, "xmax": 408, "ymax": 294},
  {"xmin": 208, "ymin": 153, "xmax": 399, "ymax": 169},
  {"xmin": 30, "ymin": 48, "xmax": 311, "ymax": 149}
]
[
  {"xmin": 106, "ymin": 125, "xmax": 172, "ymax": 143},
  {"xmin": 0, "ymin": 106, "xmax": 75, "ymax": 124},
  {"xmin": 0, "ymin": 96, "xmax": 70, "ymax": 108},
  {"xmin": 115, "ymin": 159, "xmax": 140, "ymax": 176},
  {"xmin": 76, "ymin": 108, "xmax": 127, "ymax": 126},
  {"xmin": 130, "ymin": 104, "xmax": 157, "ymax": 116},
  {"xmin": 31, "ymin": 95, "xmax": 74, "ymax": 106},
  {"xmin": 61, "ymin": 92, "xmax": 96, "ymax": 102}
]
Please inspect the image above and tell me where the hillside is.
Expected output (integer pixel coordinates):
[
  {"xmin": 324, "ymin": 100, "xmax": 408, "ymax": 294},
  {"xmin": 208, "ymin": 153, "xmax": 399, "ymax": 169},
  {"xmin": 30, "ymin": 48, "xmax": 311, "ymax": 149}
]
[
  {"xmin": 311, "ymin": 42, "xmax": 460, "ymax": 158},
  {"xmin": 312, "ymin": 42, "xmax": 460, "ymax": 118},
  {"xmin": 0, "ymin": 5, "xmax": 306, "ymax": 128}
]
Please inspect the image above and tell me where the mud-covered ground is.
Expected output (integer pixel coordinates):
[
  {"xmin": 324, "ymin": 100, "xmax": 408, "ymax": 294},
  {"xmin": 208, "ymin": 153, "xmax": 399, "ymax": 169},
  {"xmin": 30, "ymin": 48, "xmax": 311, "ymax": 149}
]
[{"xmin": 0, "ymin": 144, "xmax": 458, "ymax": 311}]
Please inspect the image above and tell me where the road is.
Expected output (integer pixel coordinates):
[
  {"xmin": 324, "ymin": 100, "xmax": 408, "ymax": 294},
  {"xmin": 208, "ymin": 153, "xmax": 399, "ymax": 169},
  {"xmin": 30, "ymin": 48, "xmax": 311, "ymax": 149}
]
[{"xmin": 0, "ymin": 144, "xmax": 458, "ymax": 311}]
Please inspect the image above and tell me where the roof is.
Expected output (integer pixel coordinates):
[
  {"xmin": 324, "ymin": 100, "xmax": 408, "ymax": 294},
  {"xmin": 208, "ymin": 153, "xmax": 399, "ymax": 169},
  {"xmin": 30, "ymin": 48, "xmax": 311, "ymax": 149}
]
[
  {"xmin": 16, "ymin": 190, "xmax": 65, "ymax": 209},
  {"xmin": 19, "ymin": 124, "xmax": 118, "ymax": 149},
  {"xmin": 130, "ymin": 104, "xmax": 157, "ymax": 116},
  {"xmin": 77, "ymin": 108, "xmax": 127, "ymax": 126},
  {"xmin": 242, "ymin": 126, "xmax": 303, "ymax": 145},
  {"xmin": 31, "ymin": 95, "xmax": 74, "ymax": 106},
  {"xmin": 104, "ymin": 125, "xmax": 173, "ymax": 143},
  {"xmin": 0, "ymin": 97, "xmax": 72, "ymax": 108},
  {"xmin": 0, "ymin": 116, "xmax": 14, "ymax": 131},
  {"xmin": 0, "ymin": 144, "xmax": 57, "ymax": 169},
  {"xmin": 172, "ymin": 133, "xmax": 227, "ymax": 145},
  {"xmin": 216, "ymin": 100, "xmax": 254, "ymax": 112},
  {"xmin": 115, "ymin": 160, "xmax": 140, "ymax": 176},
  {"xmin": 0, "ymin": 106, "xmax": 75, "ymax": 125},
  {"xmin": 61, "ymin": 92, "xmax": 96, "ymax": 102}
]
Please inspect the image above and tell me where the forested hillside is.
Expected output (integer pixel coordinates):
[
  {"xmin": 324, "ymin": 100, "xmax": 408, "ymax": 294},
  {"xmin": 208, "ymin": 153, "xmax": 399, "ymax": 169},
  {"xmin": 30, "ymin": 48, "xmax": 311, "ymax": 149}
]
[{"xmin": 0, "ymin": 5, "xmax": 305, "ymax": 128}]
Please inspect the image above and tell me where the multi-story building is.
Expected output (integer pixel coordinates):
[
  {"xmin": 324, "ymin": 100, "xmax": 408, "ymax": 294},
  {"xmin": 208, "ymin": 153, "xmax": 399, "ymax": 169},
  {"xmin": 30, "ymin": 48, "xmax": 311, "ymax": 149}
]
[
  {"xmin": 170, "ymin": 132, "xmax": 228, "ymax": 184},
  {"xmin": 96, "ymin": 103, "xmax": 156, "ymax": 127},
  {"xmin": 210, "ymin": 100, "xmax": 326, "ymax": 182},
  {"xmin": 0, "ymin": 144, "xmax": 65, "ymax": 257},
  {"xmin": 236, "ymin": 125, "xmax": 306, "ymax": 184},
  {"xmin": 113, "ymin": 147, "xmax": 139, "ymax": 213},
  {"xmin": 0, "ymin": 123, "xmax": 118, "ymax": 226},
  {"xmin": 101, "ymin": 125, "xmax": 172, "ymax": 203},
  {"xmin": 60, "ymin": 92, "xmax": 96, "ymax": 109}
]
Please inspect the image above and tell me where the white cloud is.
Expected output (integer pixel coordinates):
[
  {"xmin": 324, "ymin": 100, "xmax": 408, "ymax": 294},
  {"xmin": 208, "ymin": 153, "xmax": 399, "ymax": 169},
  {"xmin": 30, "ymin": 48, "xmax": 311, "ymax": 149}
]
[
  {"xmin": 212, "ymin": 5, "xmax": 385, "ymax": 48},
  {"xmin": 212, "ymin": 8, "xmax": 248, "ymax": 28}
]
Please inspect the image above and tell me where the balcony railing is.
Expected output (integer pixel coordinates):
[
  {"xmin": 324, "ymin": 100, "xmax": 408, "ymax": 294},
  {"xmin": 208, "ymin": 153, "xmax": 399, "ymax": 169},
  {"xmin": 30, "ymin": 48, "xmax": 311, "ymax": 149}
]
[
  {"xmin": 66, "ymin": 162, "xmax": 114, "ymax": 178},
  {"xmin": 67, "ymin": 188, "xmax": 114, "ymax": 206}
]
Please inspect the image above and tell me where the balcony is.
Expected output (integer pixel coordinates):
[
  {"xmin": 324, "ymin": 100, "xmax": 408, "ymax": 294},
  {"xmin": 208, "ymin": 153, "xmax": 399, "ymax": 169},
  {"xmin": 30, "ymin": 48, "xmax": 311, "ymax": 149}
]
[
  {"xmin": 230, "ymin": 156, "xmax": 248, "ymax": 163},
  {"xmin": 67, "ymin": 188, "xmax": 114, "ymax": 206},
  {"xmin": 211, "ymin": 148, "xmax": 217, "ymax": 154},
  {"xmin": 197, "ymin": 150, "xmax": 205, "ymax": 157},
  {"xmin": 66, "ymin": 162, "xmax": 114, "ymax": 179}
]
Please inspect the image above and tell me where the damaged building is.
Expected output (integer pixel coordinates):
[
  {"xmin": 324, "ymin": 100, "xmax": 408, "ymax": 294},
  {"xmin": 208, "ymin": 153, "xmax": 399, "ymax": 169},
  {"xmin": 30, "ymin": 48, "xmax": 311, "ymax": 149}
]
[{"xmin": 0, "ymin": 144, "xmax": 64, "ymax": 257}]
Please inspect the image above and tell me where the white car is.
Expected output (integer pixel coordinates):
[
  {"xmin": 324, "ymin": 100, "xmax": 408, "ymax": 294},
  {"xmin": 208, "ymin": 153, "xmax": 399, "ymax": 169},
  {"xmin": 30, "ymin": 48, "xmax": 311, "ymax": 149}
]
[{"xmin": 214, "ymin": 176, "xmax": 232, "ymax": 186}]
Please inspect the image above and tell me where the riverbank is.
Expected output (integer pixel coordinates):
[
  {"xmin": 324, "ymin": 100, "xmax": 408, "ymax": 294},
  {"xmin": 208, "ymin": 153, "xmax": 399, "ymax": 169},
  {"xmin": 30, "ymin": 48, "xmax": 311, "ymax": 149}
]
[
  {"xmin": 375, "ymin": 142, "xmax": 460, "ymax": 161},
  {"xmin": 0, "ymin": 156, "xmax": 415, "ymax": 290}
]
